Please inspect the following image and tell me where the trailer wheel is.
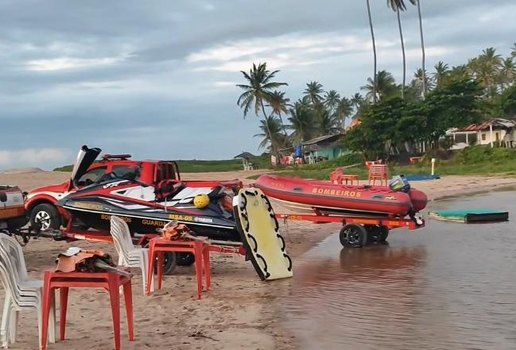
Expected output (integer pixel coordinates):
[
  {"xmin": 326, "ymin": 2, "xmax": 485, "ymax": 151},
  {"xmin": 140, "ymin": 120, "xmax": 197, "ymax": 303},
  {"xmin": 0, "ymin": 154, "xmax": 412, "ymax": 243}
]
[
  {"xmin": 176, "ymin": 253, "xmax": 195, "ymax": 266},
  {"xmin": 143, "ymin": 241, "xmax": 177, "ymax": 274},
  {"xmin": 160, "ymin": 252, "xmax": 177, "ymax": 275},
  {"xmin": 364, "ymin": 225, "xmax": 380, "ymax": 243},
  {"xmin": 378, "ymin": 225, "xmax": 389, "ymax": 243},
  {"xmin": 339, "ymin": 224, "xmax": 368, "ymax": 248}
]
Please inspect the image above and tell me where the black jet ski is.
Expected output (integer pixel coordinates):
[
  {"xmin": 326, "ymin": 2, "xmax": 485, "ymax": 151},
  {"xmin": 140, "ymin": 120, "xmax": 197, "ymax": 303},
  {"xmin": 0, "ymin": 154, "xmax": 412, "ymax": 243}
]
[{"xmin": 57, "ymin": 146, "xmax": 242, "ymax": 241}]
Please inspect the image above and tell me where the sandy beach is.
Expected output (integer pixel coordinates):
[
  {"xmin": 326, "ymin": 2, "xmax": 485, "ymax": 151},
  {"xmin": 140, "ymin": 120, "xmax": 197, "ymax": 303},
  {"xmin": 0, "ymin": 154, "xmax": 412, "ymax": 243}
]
[{"xmin": 1, "ymin": 169, "xmax": 515, "ymax": 349}]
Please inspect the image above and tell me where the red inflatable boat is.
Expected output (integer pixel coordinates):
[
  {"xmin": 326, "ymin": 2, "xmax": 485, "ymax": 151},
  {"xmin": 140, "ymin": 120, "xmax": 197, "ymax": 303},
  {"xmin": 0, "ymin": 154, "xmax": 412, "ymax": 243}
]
[{"xmin": 254, "ymin": 175, "xmax": 427, "ymax": 217}]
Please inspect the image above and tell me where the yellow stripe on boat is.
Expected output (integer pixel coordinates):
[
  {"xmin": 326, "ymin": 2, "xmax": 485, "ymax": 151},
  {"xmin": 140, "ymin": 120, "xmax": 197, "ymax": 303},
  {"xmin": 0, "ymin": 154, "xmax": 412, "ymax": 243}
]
[{"xmin": 233, "ymin": 188, "xmax": 293, "ymax": 281}]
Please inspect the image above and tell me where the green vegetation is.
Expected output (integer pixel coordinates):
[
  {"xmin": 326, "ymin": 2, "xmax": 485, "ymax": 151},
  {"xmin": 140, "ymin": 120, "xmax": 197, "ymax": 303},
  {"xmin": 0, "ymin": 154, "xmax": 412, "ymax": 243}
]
[
  {"xmin": 53, "ymin": 165, "xmax": 73, "ymax": 172},
  {"xmin": 176, "ymin": 155, "xmax": 270, "ymax": 173},
  {"xmin": 53, "ymin": 155, "xmax": 272, "ymax": 173},
  {"xmin": 273, "ymin": 146, "xmax": 516, "ymax": 180}
]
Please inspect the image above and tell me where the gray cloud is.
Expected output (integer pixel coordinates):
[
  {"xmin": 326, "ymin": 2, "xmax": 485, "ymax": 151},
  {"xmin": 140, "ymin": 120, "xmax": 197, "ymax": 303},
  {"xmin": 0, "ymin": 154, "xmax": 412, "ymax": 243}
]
[{"xmin": 1, "ymin": 0, "xmax": 515, "ymax": 170}]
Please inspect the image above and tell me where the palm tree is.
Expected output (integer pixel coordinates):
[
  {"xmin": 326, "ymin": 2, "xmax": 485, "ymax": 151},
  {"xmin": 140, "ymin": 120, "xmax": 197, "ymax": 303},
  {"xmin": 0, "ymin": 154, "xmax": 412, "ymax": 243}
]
[
  {"xmin": 316, "ymin": 109, "xmax": 342, "ymax": 136},
  {"xmin": 237, "ymin": 62, "xmax": 287, "ymax": 155},
  {"xmin": 410, "ymin": 0, "xmax": 427, "ymax": 97},
  {"xmin": 303, "ymin": 81, "xmax": 325, "ymax": 107},
  {"xmin": 432, "ymin": 61, "xmax": 449, "ymax": 88},
  {"xmin": 413, "ymin": 68, "xmax": 433, "ymax": 97},
  {"xmin": 349, "ymin": 93, "xmax": 367, "ymax": 119},
  {"xmin": 336, "ymin": 97, "xmax": 353, "ymax": 128},
  {"xmin": 468, "ymin": 48, "xmax": 502, "ymax": 96},
  {"xmin": 254, "ymin": 115, "xmax": 286, "ymax": 153},
  {"xmin": 366, "ymin": 0, "xmax": 378, "ymax": 103},
  {"xmin": 361, "ymin": 70, "xmax": 398, "ymax": 102},
  {"xmin": 448, "ymin": 64, "xmax": 470, "ymax": 81},
  {"xmin": 499, "ymin": 58, "xmax": 516, "ymax": 90},
  {"xmin": 387, "ymin": 0, "xmax": 412, "ymax": 100},
  {"xmin": 323, "ymin": 90, "xmax": 341, "ymax": 113},
  {"xmin": 511, "ymin": 43, "xmax": 516, "ymax": 59},
  {"xmin": 267, "ymin": 90, "xmax": 291, "ymax": 135},
  {"xmin": 350, "ymin": 93, "xmax": 365, "ymax": 110},
  {"xmin": 288, "ymin": 101, "xmax": 317, "ymax": 144}
]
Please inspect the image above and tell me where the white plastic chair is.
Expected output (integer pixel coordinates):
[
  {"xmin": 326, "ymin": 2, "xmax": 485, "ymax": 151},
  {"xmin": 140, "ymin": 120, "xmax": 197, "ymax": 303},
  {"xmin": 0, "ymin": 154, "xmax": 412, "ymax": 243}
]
[
  {"xmin": 0, "ymin": 234, "xmax": 56, "ymax": 349},
  {"xmin": 110, "ymin": 216, "xmax": 154, "ymax": 295}
]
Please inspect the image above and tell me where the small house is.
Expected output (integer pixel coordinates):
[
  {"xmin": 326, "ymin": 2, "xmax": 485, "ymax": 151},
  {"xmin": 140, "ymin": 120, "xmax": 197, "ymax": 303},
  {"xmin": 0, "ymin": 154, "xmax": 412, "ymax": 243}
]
[
  {"xmin": 449, "ymin": 118, "xmax": 516, "ymax": 149},
  {"xmin": 233, "ymin": 151, "xmax": 256, "ymax": 171},
  {"xmin": 302, "ymin": 134, "xmax": 346, "ymax": 163}
]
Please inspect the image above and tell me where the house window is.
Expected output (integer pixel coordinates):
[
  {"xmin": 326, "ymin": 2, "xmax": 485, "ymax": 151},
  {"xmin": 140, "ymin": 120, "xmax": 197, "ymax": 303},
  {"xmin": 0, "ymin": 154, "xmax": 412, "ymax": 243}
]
[{"xmin": 482, "ymin": 133, "xmax": 486, "ymax": 141}]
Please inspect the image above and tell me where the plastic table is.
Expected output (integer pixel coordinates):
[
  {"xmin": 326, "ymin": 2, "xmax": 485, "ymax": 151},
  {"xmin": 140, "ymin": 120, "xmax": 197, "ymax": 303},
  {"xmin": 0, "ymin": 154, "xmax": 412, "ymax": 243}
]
[{"xmin": 41, "ymin": 270, "xmax": 134, "ymax": 350}]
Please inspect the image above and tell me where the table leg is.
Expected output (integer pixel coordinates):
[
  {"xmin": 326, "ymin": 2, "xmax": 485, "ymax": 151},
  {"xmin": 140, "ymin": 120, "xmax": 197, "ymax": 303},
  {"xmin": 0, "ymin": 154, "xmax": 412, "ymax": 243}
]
[
  {"xmin": 146, "ymin": 242, "xmax": 155, "ymax": 296},
  {"xmin": 108, "ymin": 275, "xmax": 121, "ymax": 350},
  {"xmin": 194, "ymin": 242, "xmax": 203, "ymax": 299},
  {"xmin": 157, "ymin": 252, "xmax": 164, "ymax": 290},
  {"xmin": 203, "ymin": 246, "xmax": 211, "ymax": 290},
  {"xmin": 41, "ymin": 273, "xmax": 52, "ymax": 350},
  {"xmin": 59, "ymin": 287, "xmax": 69, "ymax": 340},
  {"xmin": 123, "ymin": 280, "xmax": 134, "ymax": 341}
]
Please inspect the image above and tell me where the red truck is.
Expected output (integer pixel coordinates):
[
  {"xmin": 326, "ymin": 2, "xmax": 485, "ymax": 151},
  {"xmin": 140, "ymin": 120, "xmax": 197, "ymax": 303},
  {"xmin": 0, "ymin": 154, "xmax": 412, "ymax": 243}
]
[{"xmin": 25, "ymin": 150, "xmax": 182, "ymax": 232}]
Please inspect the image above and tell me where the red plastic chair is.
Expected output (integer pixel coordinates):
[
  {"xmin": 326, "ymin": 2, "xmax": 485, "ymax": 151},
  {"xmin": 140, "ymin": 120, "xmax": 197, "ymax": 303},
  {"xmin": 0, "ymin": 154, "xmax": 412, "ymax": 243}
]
[
  {"xmin": 41, "ymin": 271, "xmax": 134, "ymax": 350},
  {"xmin": 146, "ymin": 238, "xmax": 211, "ymax": 299},
  {"xmin": 368, "ymin": 164, "xmax": 389, "ymax": 186},
  {"xmin": 330, "ymin": 168, "xmax": 360, "ymax": 185}
]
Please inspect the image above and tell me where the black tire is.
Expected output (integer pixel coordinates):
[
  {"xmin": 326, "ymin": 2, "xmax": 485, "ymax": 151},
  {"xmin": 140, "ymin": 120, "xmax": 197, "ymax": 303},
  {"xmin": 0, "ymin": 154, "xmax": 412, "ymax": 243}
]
[
  {"xmin": 162, "ymin": 252, "xmax": 178, "ymax": 275},
  {"xmin": 378, "ymin": 225, "xmax": 389, "ymax": 243},
  {"xmin": 176, "ymin": 253, "xmax": 195, "ymax": 266},
  {"xmin": 364, "ymin": 225, "xmax": 380, "ymax": 243},
  {"xmin": 30, "ymin": 203, "xmax": 61, "ymax": 231},
  {"xmin": 142, "ymin": 241, "xmax": 177, "ymax": 275},
  {"xmin": 339, "ymin": 224, "xmax": 368, "ymax": 248}
]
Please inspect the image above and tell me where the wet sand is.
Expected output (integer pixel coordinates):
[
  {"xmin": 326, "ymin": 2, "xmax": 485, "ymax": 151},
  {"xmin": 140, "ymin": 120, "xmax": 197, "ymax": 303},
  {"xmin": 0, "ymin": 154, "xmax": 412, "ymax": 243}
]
[{"xmin": 0, "ymin": 170, "xmax": 515, "ymax": 349}]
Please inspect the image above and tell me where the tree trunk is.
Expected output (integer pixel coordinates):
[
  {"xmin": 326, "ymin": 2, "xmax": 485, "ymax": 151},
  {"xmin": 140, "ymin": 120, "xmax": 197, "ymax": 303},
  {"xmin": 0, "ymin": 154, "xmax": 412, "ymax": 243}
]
[
  {"xmin": 366, "ymin": 0, "xmax": 377, "ymax": 103},
  {"xmin": 260, "ymin": 101, "xmax": 279, "ymax": 159},
  {"xmin": 417, "ymin": 0, "xmax": 427, "ymax": 98},
  {"xmin": 397, "ymin": 8, "xmax": 406, "ymax": 100}
]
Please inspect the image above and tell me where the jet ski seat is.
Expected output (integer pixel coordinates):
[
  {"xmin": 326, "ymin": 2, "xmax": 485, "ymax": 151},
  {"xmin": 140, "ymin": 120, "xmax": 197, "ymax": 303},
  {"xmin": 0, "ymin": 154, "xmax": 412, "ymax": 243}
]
[{"xmin": 154, "ymin": 179, "xmax": 185, "ymax": 202}]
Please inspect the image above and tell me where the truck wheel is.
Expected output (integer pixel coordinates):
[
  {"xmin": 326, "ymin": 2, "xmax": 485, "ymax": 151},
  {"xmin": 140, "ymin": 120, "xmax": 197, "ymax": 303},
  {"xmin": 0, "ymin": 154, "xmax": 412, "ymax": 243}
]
[{"xmin": 30, "ymin": 204, "xmax": 61, "ymax": 231}]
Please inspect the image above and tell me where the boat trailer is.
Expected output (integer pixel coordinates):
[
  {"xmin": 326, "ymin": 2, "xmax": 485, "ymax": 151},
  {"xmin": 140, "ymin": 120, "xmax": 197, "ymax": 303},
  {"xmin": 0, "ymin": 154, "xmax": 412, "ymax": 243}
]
[{"xmin": 275, "ymin": 212, "xmax": 425, "ymax": 248}]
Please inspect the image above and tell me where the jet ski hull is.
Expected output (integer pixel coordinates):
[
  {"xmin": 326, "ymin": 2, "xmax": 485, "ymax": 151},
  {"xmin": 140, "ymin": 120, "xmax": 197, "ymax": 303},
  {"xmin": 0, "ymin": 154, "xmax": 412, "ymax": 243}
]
[{"xmin": 58, "ymin": 180, "xmax": 241, "ymax": 241}]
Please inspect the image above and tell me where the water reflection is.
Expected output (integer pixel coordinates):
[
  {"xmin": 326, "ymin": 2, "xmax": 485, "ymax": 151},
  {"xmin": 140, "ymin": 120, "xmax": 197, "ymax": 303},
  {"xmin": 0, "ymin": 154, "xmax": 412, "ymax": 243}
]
[{"xmin": 282, "ymin": 189, "xmax": 516, "ymax": 350}]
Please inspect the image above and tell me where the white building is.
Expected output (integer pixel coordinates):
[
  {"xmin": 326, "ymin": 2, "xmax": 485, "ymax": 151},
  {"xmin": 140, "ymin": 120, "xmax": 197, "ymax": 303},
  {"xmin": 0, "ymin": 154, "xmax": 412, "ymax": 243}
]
[{"xmin": 449, "ymin": 118, "xmax": 516, "ymax": 149}]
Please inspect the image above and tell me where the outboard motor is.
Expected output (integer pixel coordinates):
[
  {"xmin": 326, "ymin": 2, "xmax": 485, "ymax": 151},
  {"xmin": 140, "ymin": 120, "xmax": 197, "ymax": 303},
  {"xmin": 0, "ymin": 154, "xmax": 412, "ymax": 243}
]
[{"xmin": 389, "ymin": 175, "xmax": 411, "ymax": 193}]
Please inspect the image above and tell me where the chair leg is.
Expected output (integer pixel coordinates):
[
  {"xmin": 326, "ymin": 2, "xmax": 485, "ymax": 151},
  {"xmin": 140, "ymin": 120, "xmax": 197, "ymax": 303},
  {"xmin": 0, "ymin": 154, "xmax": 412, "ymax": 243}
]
[
  {"xmin": 1, "ymin": 295, "xmax": 11, "ymax": 348},
  {"xmin": 36, "ymin": 304, "xmax": 43, "ymax": 350},
  {"xmin": 8, "ymin": 311, "xmax": 18, "ymax": 344}
]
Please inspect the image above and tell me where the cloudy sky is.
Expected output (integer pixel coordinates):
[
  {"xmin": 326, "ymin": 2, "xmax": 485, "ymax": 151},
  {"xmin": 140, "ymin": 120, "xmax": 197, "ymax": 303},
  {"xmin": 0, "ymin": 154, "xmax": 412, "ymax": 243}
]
[{"xmin": 1, "ymin": 0, "xmax": 515, "ymax": 170}]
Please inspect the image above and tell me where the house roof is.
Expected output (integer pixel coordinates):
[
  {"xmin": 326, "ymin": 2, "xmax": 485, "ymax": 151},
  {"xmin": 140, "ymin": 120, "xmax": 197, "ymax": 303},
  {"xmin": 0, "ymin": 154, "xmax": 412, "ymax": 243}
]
[
  {"xmin": 233, "ymin": 151, "xmax": 256, "ymax": 159},
  {"xmin": 346, "ymin": 118, "xmax": 361, "ymax": 130},
  {"xmin": 302, "ymin": 134, "xmax": 343, "ymax": 146},
  {"xmin": 459, "ymin": 118, "xmax": 516, "ymax": 132}
]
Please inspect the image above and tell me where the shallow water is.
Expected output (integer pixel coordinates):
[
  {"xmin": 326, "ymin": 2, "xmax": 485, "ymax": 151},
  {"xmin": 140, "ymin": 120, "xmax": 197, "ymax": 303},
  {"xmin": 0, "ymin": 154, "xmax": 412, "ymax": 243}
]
[{"xmin": 281, "ymin": 189, "xmax": 516, "ymax": 350}]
